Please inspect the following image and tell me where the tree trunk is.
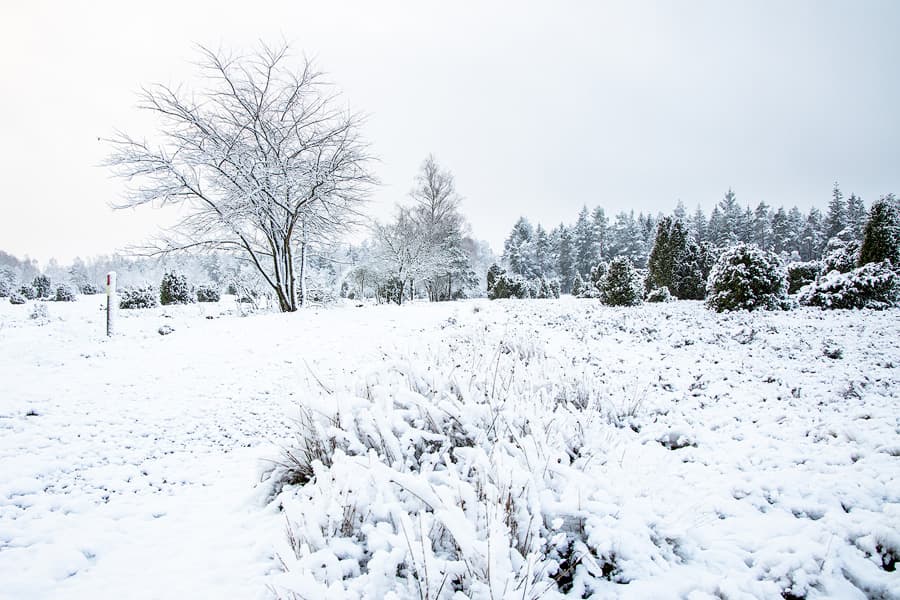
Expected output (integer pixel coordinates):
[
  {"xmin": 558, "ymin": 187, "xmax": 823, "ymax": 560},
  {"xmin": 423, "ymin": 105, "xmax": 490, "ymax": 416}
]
[{"xmin": 298, "ymin": 221, "xmax": 308, "ymax": 308}]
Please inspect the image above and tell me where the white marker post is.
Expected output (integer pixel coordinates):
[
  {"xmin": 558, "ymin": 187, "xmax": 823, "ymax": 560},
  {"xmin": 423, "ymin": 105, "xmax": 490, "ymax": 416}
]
[{"xmin": 106, "ymin": 271, "xmax": 117, "ymax": 337}]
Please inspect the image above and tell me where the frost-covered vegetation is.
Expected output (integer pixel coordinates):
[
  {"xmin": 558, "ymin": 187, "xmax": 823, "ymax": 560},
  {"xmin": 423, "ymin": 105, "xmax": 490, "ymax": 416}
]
[{"xmin": 263, "ymin": 299, "xmax": 900, "ymax": 599}]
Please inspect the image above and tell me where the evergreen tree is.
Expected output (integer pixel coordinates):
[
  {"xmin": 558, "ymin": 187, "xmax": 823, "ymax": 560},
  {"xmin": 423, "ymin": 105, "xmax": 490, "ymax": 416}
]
[
  {"xmin": 556, "ymin": 225, "xmax": 575, "ymax": 293},
  {"xmin": 600, "ymin": 257, "xmax": 642, "ymax": 306},
  {"xmin": 591, "ymin": 206, "xmax": 608, "ymax": 260},
  {"xmin": 690, "ymin": 206, "xmax": 708, "ymax": 242},
  {"xmin": 752, "ymin": 202, "xmax": 772, "ymax": 249},
  {"xmin": 673, "ymin": 241, "xmax": 717, "ymax": 300},
  {"xmin": 717, "ymin": 188, "xmax": 742, "ymax": 245},
  {"xmin": 825, "ymin": 182, "xmax": 846, "ymax": 241},
  {"xmin": 533, "ymin": 224, "xmax": 553, "ymax": 277},
  {"xmin": 609, "ymin": 211, "xmax": 647, "ymax": 267},
  {"xmin": 707, "ymin": 207, "xmax": 725, "ymax": 247},
  {"xmin": 738, "ymin": 206, "xmax": 754, "ymax": 243},
  {"xmin": 573, "ymin": 206, "xmax": 597, "ymax": 277},
  {"xmin": 799, "ymin": 209, "xmax": 824, "ymax": 261},
  {"xmin": 771, "ymin": 207, "xmax": 790, "ymax": 255},
  {"xmin": 646, "ymin": 217, "xmax": 689, "ymax": 293},
  {"xmin": 787, "ymin": 206, "xmax": 805, "ymax": 256},
  {"xmin": 846, "ymin": 193, "xmax": 867, "ymax": 241},
  {"xmin": 859, "ymin": 194, "xmax": 900, "ymax": 266},
  {"xmin": 503, "ymin": 217, "xmax": 535, "ymax": 277},
  {"xmin": 673, "ymin": 200, "xmax": 688, "ymax": 222}
]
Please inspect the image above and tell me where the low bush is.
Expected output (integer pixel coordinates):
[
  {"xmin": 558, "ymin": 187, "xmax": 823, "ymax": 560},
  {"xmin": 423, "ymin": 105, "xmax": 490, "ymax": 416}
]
[
  {"xmin": 80, "ymin": 283, "xmax": 101, "ymax": 295},
  {"xmin": 9, "ymin": 292, "xmax": 26, "ymax": 305},
  {"xmin": 787, "ymin": 261, "xmax": 824, "ymax": 294},
  {"xmin": 119, "ymin": 286, "xmax": 159, "ymax": 309},
  {"xmin": 646, "ymin": 286, "xmax": 673, "ymax": 303},
  {"xmin": 798, "ymin": 261, "xmax": 898, "ymax": 310},
  {"xmin": 706, "ymin": 243, "xmax": 788, "ymax": 312},
  {"xmin": 55, "ymin": 284, "xmax": 77, "ymax": 302},
  {"xmin": 160, "ymin": 272, "xmax": 195, "ymax": 305},
  {"xmin": 195, "ymin": 285, "xmax": 221, "ymax": 303}
]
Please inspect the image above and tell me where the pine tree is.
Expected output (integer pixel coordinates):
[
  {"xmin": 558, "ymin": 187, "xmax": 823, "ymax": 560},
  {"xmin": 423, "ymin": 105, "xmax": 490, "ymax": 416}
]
[
  {"xmin": 825, "ymin": 182, "xmax": 846, "ymax": 241},
  {"xmin": 771, "ymin": 207, "xmax": 790, "ymax": 255},
  {"xmin": 845, "ymin": 193, "xmax": 867, "ymax": 241},
  {"xmin": 600, "ymin": 257, "xmax": 642, "ymax": 306},
  {"xmin": 787, "ymin": 206, "xmax": 805, "ymax": 257},
  {"xmin": 591, "ymin": 206, "xmax": 608, "ymax": 260},
  {"xmin": 859, "ymin": 194, "xmax": 900, "ymax": 266},
  {"xmin": 752, "ymin": 202, "xmax": 772, "ymax": 249},
  {"xmin": 799, "ymin": 209, "xmax": 824, "ymax": 261},
  {"xmin": 707, "ymin": 207, "xmax": 725, "ymax": 246},
  {"xmin": 673, "ymin": 241, "xmax": 716, "ymax": 300},
  {"xmin": 609, "ymin": 211, "xmax": 647, "ymax": 267},
  {"xmin": 503, "ymin": 217, "xmax": 535, "ymax": 277},
  {"xmin": 556, "ymin": 225, "xmax": 575, "ymax": 293},
  {"xmin": 673, "ymin": 200, "xmax": 688, "ymax": 222},
  {"xmin": 533, "ymin": 224, "xmax": 552, "ymax": 278},
  {"xmin": 717, "ymin": 188, "xmax": 742, "ymax": 245},
  {"xmin": 574, "ymin": 206, "xmax": 597, "ymax": 277},
  {"xmin": 647, "ymin": 217, "xmax": 689, "ymax": 293},
  {"xmin": 690, "ymin": 206, "xmax": 707, "ymax": 242}
]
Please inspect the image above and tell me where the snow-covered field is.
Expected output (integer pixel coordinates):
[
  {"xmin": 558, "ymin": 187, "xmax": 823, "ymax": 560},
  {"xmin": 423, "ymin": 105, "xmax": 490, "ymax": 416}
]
[{"xmin": 1, "ymin": 297, "xmax": 898, "ymax": 599}]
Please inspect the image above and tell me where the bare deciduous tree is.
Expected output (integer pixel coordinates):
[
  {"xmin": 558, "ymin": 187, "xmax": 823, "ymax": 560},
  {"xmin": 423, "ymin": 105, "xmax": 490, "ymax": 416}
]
[{"xmin": 105, "ymin": 43, "xmax": 375, "ymax": 312}]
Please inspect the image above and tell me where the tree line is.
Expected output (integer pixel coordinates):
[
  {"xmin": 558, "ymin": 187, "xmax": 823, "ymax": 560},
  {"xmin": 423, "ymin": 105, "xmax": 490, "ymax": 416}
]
[{"xmin": 501, "ymin": 183, "xmax": 874, "ymax": 294}]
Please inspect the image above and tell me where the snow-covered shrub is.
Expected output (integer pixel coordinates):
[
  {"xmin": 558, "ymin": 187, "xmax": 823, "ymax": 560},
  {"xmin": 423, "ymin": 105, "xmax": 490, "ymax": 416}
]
[
  {"xmin": 600, "ymin": 257, "xmax": 642, "ymax": 306},
  {"xmin": 645, "ymin": 286, "xmax": 673, "ymax": 303},
  {"xmin": 32, "ymin": 275, "xmax": 52, "ymax": 298},
  {"xmin": 30, "ymin": 302, "xmax": 49, "ymax": 322},
  {"xmin": 195, "ymin": 285, "xmax": 221, "ymax": 303},
  {"xmin": 0, "ymin": 278, "xmax": 10, "ymax": 298},
  {"xmin": 18, "ymin": 285, "xmax": 37, "ymax": 300},
  {"xmin": 822, "ymin": 238, "xmax": 859, "ymax": 274},
  {"xmin": 79, "ymin": 282, "xmax": 101, "ymax": 295},
  {"xmin": 787, "ymin": 261, "xmax": 824, "ymax": 294},
  {"xmin": 488, "ymin": 270, "xmax": 533, "ymax": 299},
  {"xmin": 119, "ymin": 286, "xmax": 159, "ymax": 309},
  {"xmin": 9, "ymin": 292, "xmax": 26, "ymax": 305},
  {"xmin": 705, "ymin": 243, "xmax": 788, "ymax": 312},
  {"xmin": 160, "ymin": 272, "xmax": 195, "ymax": 305},
  {"xmin": 271, "ymin": 340, "xmax": 682, "ymax": 599},
  {"xmin": 54, "ymin": 284, "xmax": 77, "ymax": 302},
  {"xmin": 798, "ymin": 261, "xmax": 899, "ymax": 310}
]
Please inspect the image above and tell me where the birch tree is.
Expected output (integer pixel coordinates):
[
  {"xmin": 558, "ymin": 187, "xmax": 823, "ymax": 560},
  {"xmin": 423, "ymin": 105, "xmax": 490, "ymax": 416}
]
[{"xmin": 105, "ymin": 43, "xmax": 375, "ymax": 312}]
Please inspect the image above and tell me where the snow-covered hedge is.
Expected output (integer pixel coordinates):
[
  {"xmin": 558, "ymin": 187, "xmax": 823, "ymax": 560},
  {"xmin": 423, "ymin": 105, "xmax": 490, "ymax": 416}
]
[
  {"xmin": 160, "ymin": 272, "xmax": 195, "ymax": 305},
  {"xmin": 195, "ymin": 285, "xmax": 221, "ymax": 303},
  {"xmin": 706, "ymin": 243, "xmax": 788, "ymax": 312},
  {"xmin": 645, "ymin": 286, "xmax": 673, "ymax": 303},
  {"xmin": 798, "ymin": 261, "xmax": 899, "ymax": 310},
  {"xmin": 488, "ymin": 268, "xmax": 559, "ymax": 300},
  {"xmin": 54, "ymin": 284, "xmax": 77, "ymax": 302},
  {"xmin": 787, "ymin": 261, "xmax": 824, "ymax": 294},
  {"xmin": 32, "ymin": 275, "xmax": 52, "ymax": 299},
  {"xmin": 119, "ymin": 286, "xmax": 159, "ymax": 309}
]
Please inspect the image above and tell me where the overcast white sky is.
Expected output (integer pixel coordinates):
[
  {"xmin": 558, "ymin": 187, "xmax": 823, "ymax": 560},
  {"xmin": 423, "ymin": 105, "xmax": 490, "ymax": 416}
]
[{"xmin": 1, "ymin": 0, "xmax": 898, "ymax": 264}]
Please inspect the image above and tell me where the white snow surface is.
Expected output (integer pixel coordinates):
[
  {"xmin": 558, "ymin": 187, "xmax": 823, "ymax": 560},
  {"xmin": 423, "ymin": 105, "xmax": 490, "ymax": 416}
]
[{"xmin": 1, "ymin": 296, "xmax": 899, "ymax": 599}]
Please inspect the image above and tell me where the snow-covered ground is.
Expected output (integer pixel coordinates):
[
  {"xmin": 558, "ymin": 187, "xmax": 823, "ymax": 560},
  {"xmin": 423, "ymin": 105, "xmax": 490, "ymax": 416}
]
[{"xmin": 1, "ymin": 296, "xmax": 898, "ymax": 599}]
